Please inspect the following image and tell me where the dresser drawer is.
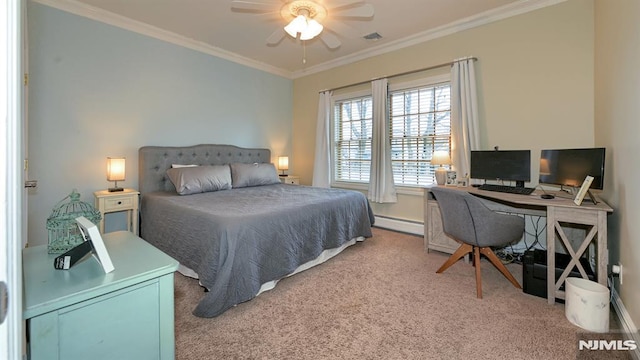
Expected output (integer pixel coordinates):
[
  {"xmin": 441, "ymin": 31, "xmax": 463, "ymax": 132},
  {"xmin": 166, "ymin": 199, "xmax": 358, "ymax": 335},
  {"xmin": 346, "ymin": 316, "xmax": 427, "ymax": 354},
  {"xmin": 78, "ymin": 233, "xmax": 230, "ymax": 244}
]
[{"xmin": 104, "ymin": 196, "xmax": 134, "ymax": 211}]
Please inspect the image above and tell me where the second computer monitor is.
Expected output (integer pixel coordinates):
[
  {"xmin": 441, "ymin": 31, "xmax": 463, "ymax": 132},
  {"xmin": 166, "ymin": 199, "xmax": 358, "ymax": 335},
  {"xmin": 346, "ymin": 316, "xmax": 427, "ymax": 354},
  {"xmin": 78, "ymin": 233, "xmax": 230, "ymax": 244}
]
[
  {"xmin": 470, "ymin": 150, "xmax": 531, "ymax": 187},
  {"xmin": 539, "ymin": 147, "xmax": 606, "ymax": 190}
]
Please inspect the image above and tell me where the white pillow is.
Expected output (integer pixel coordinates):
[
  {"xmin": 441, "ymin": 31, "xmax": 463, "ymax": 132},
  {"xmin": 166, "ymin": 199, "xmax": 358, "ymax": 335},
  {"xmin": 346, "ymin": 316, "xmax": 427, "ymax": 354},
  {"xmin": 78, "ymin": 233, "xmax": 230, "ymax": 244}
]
[{"xmin": 171, "ymin": 164, "xmax": 198, "ymax": 168}]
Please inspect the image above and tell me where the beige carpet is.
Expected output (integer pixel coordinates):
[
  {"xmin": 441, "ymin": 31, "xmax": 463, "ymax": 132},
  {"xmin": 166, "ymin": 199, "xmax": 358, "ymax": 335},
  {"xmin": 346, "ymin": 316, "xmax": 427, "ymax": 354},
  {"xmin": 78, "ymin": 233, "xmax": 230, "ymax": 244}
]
[{"xmin": 174, "ymin": 227, "xmax": 625, "ymax": 360}]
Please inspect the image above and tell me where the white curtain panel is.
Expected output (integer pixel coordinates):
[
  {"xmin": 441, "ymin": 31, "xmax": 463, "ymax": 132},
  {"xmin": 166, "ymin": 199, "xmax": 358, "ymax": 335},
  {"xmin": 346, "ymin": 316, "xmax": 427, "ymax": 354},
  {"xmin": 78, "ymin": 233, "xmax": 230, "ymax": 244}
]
[
  {"xmin": 368, "ymin": 79, "xmax": 397, "ymax": 203},
  {"xmin": 450, "ymin": 58, "xmax": 480, "ymax": 180},
  {"xmin": 312, "ymin": 90, "xmax": 332, "ymax": 187}
]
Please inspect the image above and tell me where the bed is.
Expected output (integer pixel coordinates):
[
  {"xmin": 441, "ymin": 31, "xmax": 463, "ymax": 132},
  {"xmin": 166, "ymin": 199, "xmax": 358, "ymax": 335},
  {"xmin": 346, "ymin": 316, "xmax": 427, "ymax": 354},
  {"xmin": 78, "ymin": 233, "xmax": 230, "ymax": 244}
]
[{"xmin": 138, "ymin": 144, "xmax": 374, "ymax": 317}]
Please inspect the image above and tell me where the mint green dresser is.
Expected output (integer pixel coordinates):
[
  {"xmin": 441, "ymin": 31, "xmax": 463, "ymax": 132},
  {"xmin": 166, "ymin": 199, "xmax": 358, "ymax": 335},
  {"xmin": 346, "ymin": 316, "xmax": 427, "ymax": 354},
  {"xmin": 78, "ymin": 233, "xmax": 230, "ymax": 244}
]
[{"xmin": 23, "ymin": 231, "xmax": 179, "ymax": 360}]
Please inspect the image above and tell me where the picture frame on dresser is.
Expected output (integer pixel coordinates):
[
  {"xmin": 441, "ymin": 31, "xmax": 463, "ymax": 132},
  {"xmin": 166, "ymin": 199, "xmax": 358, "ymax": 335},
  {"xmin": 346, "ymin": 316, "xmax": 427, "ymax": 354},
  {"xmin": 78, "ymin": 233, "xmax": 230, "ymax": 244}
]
[
  {"xmin": 445, "ymin": 171, "xmax": 457, "ymax": 186},
  {"xmin": 76, "ymin": 216, "xmax": 115, "ymax": 273}
]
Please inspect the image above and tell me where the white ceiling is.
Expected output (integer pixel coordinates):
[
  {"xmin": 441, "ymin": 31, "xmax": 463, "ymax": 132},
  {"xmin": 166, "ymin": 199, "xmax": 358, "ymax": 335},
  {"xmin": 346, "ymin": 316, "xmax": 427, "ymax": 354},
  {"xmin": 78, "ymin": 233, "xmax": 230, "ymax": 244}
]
[{"xmin": 39, "ymin": 0, "xmax": 562, "ymax": 78}]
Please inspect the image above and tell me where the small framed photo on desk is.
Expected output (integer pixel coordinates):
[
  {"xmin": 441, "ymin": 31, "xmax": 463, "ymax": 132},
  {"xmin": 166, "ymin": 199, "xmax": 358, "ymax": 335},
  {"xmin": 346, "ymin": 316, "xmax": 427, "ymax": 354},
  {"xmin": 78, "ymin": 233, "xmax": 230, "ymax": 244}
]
[{"xmin": 445, "ymin": 171, "xmax": 457, "ymax": 186}]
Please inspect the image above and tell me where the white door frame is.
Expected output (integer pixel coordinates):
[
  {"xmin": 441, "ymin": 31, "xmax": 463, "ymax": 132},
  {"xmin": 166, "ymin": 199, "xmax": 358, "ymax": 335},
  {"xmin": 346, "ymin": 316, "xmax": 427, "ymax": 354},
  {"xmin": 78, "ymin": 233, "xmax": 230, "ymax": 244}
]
[{"xmin": 1, "ymin": 0, "xmax": 24, "ymax": 359}]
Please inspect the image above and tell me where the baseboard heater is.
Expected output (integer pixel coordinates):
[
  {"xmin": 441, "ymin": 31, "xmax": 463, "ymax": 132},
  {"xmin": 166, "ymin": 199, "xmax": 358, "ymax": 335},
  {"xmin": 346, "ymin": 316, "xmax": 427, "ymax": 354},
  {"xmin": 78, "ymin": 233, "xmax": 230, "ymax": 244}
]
[{"xmin": 374, "ymin": 216, "xmax": 424, "ymax": 236}]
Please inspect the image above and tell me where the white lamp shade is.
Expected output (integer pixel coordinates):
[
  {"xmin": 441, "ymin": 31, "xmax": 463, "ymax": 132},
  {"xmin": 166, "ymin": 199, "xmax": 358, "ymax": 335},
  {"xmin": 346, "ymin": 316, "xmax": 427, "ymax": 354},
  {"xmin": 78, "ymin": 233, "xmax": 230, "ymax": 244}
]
[
  {"xmin": 300, "ymin": 19, "xmax": 323, "ymax": 40},
  {"xmin": 284, "ymin": 15, "xmax": 307, "ymax": 38},
  {"xmin": 285, "ymin": 15, "xmax": 323, "ymax": 40},
  {"xmin": 278, "ymin": 156, "xmax": 289, "ymax": 171},
  {"xmin": 431, "ymin": 151, "xmax": 452, "ymax": 166},
  {"xmin": 107, "ymin": 157, "xmax": 126, "ymax": 181}
]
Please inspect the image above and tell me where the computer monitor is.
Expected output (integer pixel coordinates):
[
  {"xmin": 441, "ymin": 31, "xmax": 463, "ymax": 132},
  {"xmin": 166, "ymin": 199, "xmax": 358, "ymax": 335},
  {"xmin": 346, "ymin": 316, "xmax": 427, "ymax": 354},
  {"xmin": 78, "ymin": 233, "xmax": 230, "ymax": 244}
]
[
  {"xmin": 538, "ymin": 148, "xmax": 606, "ymax": 190},
  {"xmin": 470, "ymin": 150, "xmax": 531, "ymax": 187}
]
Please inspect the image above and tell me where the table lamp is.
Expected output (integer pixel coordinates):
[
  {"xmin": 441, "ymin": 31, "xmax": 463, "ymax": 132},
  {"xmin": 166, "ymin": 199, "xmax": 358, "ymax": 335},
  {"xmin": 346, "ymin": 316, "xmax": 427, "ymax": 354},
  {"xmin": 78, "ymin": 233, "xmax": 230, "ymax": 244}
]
[
  {"xmin": 278, "ymin": 156, "xmax": 289, "ymax": 177},
  {"xmin": 107, "ymin": 157, "xmax": 125, "ymax": 192},
  {"xmin": 431, "ymin": 151, "xmax": 452, "ymax": 185}
]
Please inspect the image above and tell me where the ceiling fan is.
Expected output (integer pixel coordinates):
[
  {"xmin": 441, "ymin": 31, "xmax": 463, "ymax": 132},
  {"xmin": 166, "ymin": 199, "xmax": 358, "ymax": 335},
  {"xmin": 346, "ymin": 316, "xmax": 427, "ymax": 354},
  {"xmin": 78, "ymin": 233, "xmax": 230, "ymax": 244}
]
[{"xmin": 231, "ymin": 0, "xmax": 375, "ymax": 50}]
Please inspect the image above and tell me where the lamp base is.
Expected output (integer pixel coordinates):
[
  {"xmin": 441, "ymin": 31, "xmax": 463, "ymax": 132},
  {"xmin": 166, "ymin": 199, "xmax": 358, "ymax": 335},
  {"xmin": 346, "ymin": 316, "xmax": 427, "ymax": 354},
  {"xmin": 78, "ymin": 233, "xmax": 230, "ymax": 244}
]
[
  {"xmin": 435, "ymin": 167, "xmax": 447, "ymax": 185},
  {"xmin": 108, "ymin": 187, "xmax": 124, "ymax": 192}
]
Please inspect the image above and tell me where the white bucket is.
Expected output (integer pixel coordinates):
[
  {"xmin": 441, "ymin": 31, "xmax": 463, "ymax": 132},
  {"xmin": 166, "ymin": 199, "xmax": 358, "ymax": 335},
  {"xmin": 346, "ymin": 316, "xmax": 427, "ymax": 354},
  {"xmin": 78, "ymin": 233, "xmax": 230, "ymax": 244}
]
[{"xmin": 565, "ymin": 277, "xmax": 610, "ymax": 333}]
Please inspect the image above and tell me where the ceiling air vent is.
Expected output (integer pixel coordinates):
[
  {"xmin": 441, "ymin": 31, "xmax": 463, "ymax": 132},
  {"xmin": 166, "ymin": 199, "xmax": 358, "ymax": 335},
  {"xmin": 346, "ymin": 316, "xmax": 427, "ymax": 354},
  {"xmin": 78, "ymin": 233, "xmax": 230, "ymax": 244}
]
[{"xmin": 363, "ymin": 32, "xmax": 382, "ymax": 41}]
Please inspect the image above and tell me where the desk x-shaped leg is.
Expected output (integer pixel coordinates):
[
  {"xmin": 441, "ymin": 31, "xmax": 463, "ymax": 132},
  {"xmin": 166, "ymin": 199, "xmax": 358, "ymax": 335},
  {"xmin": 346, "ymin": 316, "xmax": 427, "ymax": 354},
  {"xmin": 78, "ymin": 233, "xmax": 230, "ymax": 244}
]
[{"xmin": 546, "ymin": 206, "xmax": 608, "ymax": 304}]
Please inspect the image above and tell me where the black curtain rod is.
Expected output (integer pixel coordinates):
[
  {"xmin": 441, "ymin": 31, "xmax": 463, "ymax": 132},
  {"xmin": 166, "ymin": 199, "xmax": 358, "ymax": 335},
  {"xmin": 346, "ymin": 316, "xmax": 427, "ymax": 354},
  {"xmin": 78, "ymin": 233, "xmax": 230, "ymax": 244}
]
[{"xmin": 319, "ymin": 57, "xmax": 477, "ymax": 93}]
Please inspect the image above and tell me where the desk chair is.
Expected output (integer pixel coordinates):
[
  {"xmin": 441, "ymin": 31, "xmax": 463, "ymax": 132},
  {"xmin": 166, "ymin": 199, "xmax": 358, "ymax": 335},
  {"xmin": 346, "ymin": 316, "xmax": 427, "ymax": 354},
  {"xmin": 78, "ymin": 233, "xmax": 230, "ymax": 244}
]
[{"xmin": 430, "ymin": 187, "xmax": 524, "ymax": 298}]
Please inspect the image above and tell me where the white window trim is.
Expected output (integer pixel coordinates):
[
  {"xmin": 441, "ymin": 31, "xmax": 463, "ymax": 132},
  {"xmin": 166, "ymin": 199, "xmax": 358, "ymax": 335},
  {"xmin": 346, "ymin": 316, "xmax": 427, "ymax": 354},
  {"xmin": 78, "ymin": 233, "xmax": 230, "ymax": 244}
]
[
  {"xmin": 330, "ymin": 89, "xmax": 372, "ymax": 189},
  {"xmin": 389, "ymin": 73, "xmax": 452, "ymax": 191},
  {"xmin": 388, "ymin": 73, "xmax": 450, "ymax": 92},
  {"xmin": 329, "ymin": 73, "xmax": 452, "ymax": 195}
]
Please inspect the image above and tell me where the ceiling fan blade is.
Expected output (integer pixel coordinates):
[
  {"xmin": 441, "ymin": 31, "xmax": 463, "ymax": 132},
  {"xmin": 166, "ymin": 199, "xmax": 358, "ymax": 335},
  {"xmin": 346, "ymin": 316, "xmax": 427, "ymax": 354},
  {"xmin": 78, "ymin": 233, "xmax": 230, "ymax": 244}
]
[
  {"xmin": 319, "ymin": 32, "xmax": 341, "ymax": 49},
  {"xmin": 266, "ymin": 28, "xmax": 286, "ymax": 45},
  {"xmin": 231, "ymin": 1, "xmax": 278, "ymax": 12},
  {"xmin": 332, "ymin": 4, "xmax": 374, "ymax": 18},
  {"xmin": 327, "ymin": 0, "xmax": 365, "ymax": 10}
]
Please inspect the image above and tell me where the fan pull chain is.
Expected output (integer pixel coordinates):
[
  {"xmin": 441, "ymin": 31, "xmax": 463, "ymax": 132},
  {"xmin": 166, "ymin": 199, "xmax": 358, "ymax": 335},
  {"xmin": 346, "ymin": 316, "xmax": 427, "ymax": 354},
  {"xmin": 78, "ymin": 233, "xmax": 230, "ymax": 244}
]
[{"xmin": 302, "ymin": 41, "xmax": 307, "ymax": 64}]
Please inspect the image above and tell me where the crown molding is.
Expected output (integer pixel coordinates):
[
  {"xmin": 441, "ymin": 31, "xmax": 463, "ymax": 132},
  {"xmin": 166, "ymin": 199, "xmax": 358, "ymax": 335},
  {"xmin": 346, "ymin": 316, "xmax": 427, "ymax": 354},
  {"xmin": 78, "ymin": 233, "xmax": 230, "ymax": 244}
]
[
  {"xmin": 31, "ymin": 0, "xmax": 294, "ymax": 79},
  {"xmin": 290, "ymin": 0, "xmax": 567, "ymax": 78},
  {"xmin": 33, "ymin": 0, "xmax": 566, "ymax": 80}
]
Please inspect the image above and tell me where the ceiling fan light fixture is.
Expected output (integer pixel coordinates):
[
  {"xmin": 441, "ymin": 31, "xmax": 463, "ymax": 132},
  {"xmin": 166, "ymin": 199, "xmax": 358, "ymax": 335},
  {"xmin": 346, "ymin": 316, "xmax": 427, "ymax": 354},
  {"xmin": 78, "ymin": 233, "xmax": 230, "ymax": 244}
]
[
  {"xmin": 284, "ymin": 14, "xmax": 323, "ymax": 40},
  {"xmin": 284, "ymin": 14, "xmax": 308, "ymax": 38},
  {"xmin": 300, "ymin": 19, "xmax": 323, "ymax": 40},
  {"xmin": 283, "ymin": 1, "xmax": 326, "ymax": 41}
]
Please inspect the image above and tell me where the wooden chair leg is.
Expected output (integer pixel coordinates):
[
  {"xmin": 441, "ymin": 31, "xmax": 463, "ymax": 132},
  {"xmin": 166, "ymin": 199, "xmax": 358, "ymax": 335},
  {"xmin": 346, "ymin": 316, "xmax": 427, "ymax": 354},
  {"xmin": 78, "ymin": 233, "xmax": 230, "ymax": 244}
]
[
  {"xmin": 474, "ymin": 246, "xmax": 482, "ymax": 298},
  {"xmin": 436, "ymin": 243, "xmax": 473, "ymax": 274},
  {"xmin": 480, "ymin": 247, "xmax": 522, "ymax": 289}
]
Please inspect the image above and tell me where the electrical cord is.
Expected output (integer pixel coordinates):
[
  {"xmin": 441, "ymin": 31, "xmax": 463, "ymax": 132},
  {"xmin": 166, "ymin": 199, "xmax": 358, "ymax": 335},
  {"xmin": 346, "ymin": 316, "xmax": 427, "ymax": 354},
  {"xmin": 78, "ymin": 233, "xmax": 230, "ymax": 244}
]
[
  {"xmin": 499, "ymin": 213, "xmax": 547, "ymax": 264},
  {"xmin": 495, "ymin": 248, "xmax": 515, "ymax": 264}
]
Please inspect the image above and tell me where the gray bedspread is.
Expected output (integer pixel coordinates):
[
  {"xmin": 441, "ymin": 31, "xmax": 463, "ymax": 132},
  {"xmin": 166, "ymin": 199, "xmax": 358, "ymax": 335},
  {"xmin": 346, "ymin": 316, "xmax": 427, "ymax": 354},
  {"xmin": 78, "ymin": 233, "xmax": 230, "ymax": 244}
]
[{"xmin": 140, "ymin": 183, "xmax": 374, "ymax": 317}]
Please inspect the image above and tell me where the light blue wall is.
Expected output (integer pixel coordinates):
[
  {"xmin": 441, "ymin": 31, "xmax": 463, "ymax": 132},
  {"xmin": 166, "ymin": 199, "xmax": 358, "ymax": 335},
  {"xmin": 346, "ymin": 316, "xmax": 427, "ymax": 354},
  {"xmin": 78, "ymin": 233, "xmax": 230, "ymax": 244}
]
[{"xmin": 27, "ymin": 2, "xmax": 293, "ymax": 245}]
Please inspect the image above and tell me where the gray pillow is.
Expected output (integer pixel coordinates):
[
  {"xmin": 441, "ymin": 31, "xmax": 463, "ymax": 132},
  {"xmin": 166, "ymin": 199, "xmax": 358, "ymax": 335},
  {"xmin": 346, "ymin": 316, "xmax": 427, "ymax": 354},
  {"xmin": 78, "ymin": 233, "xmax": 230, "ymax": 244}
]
[
  {"xmin": 166, "ymin": 165, "xmax": 232, "ymax": 195},
  {"xmin": 230, "ymin": 163, "xmax": 280, "ymax": 188}
]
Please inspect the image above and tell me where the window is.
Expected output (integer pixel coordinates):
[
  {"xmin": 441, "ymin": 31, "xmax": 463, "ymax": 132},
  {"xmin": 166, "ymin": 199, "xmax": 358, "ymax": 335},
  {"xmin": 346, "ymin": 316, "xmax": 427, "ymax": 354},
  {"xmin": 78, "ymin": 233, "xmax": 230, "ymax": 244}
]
[
  {"xmin": 389, "ymin": 81, "xmax": 451, "ymax": 187},
  {"xmin": 332, "ymin": 76, "xmax": 451, "ymax": 187},
  {"xmin": 333, "ymin": 96, "xmax": 373, "ymax": 183}
]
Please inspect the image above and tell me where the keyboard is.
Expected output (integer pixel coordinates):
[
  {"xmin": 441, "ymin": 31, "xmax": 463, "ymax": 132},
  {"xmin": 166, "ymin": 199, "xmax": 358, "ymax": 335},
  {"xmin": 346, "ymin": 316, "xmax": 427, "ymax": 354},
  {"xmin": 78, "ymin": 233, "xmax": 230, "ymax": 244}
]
[{"xmin": 477, "ymin": 184, "xmax": 535, "ymax": 195}]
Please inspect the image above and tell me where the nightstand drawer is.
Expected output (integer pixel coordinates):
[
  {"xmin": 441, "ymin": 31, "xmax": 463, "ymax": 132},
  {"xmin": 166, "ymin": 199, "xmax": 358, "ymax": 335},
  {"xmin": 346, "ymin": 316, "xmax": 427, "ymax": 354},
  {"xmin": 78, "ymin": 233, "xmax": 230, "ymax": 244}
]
[
  {"xmin": 104, "ymin": 196, "xmax": 134, "ymax": 211},
  {"xmin": 279, "ymin": 176, "xmax": 300, "ymax": 185}
]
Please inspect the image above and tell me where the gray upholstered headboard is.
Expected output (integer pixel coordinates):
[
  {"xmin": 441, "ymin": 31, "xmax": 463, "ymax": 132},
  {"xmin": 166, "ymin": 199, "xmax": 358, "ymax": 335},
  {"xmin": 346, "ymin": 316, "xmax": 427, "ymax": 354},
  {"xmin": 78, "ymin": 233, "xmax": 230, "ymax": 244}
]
[{"xmin": 138, "ymin": 144, "xmax": 271, "ymax": 194}]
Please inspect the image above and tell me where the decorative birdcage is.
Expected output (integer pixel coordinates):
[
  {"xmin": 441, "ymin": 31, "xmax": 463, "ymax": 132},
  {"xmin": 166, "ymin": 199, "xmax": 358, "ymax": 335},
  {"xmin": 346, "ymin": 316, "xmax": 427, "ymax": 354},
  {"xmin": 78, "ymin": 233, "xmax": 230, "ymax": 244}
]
[{"xmin": 46, "ymin": 189, "xmax": 102, "ymax": 254}]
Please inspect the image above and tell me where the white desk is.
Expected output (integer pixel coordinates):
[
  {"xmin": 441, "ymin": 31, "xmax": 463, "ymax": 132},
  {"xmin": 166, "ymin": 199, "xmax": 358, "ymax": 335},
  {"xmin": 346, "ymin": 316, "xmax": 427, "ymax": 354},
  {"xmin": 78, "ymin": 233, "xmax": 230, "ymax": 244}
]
[{"xmin": 425, "ymin": 185, "xmax": 613, "ymax": 304}]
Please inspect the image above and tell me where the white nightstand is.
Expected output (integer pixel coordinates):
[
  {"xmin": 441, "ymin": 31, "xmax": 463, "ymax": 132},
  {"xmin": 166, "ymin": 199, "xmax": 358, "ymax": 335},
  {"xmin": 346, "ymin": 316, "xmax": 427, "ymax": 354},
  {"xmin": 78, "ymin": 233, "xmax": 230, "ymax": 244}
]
[
  {"xmin": 279, "ymin": 175, "xmax": 300, "ymax": 185},
  {"xmin": 94, "ymin": 188, "xmax": 140, "ymax": 235}
]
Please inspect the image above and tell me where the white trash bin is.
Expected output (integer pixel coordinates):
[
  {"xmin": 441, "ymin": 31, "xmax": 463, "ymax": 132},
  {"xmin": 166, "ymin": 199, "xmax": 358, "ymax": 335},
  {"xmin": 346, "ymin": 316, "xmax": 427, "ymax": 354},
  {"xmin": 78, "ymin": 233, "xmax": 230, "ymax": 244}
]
[{"xmin": 565, "ymin": 277, "xmax": 610, "ymax": 333}]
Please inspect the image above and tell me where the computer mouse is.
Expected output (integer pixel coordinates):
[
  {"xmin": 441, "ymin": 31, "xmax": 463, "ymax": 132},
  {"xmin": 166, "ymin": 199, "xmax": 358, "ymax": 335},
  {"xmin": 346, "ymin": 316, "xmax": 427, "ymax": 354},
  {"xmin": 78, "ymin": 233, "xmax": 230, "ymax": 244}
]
[{"xmin": 541, "ymin": 194, "xmax": 555, "ymax": 199}]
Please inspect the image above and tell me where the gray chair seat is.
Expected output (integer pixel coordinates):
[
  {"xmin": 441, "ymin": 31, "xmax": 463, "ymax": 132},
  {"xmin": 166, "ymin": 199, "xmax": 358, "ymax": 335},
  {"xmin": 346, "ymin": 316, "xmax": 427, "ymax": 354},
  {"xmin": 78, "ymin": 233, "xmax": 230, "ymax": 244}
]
[{"xmin": 430, "ymin": 187, "xmax": 524, "ymax": 298}]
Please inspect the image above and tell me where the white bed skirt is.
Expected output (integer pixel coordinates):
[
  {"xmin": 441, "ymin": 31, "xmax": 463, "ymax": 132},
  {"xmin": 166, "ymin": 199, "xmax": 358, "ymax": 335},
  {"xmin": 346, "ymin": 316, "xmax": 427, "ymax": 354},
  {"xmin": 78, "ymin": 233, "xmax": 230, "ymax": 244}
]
[{"xmin": 177, "ymin": 236, "xmax": 365, "ymax": 295}]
